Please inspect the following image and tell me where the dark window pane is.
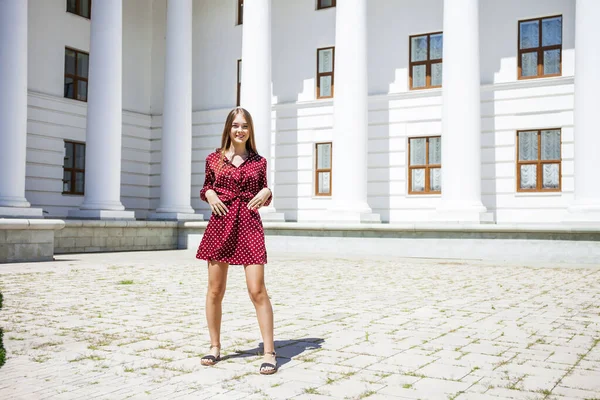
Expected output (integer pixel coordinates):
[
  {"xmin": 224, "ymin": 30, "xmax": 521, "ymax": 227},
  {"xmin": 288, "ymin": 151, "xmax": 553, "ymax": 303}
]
[
  {"xmin": 75, "ymin": 172, "xmax": 85, "ymax": 193},
  {"xmin": 77, "ymin": 81, "xmax": 87, "ymax": 101},
  {"xmin": 320, "ymin": 0, "xmax": 333, "ymax": 7},
  {"xmin": 75, "ymin": 144, "xmax": 85, "ymax": 169},
  {"xmin": 520, "ymin": 20, "xmax": 539, "ymax": 49},
  {"xmin": 542, "ymin": 16, "xmax": 562, "ymax": 46},
  {"xmin": 77, "ymin": 52, "xmax": 89, "ymax": 77},
  {"xmin": 64, "ymin": 77, "xmax": 74, "ymax": 98},
  {"xmin": 411, "ymin": 35, "xmax": 428, "ymax": 62},
  {"xmin": 67, "ymin": 0, "xmax": 77, "ymax": 13},
  {"xmin": 65, "ymin": 49, "xmax": 76, "ymax": 75},
  {"xmin": 543, "ymin": 49, "xmax": 560, "ymax": 75},
  {"xmin": 521, "ymin": 52, "xmax": 538, "ymax": 77},
  {"xmin": 64, "ymin": 142, "xmax": 74, "ymax": 168},
  {"xmin": 430, "ymin": 34, "xmax": 443, "ymax": 60},
  {"xmin": 80, "ymin": 0, "xmax": 91, "ymax": 18},
  {"xmin": 63, "ymin": 170, "xmax": 72, "ymax": 192}
]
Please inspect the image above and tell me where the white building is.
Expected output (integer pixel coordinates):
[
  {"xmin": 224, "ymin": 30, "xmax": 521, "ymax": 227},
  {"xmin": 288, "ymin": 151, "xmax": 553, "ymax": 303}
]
[{"xmin": 1, "ymin": 0, "xmax": 599, "ymax": 226}]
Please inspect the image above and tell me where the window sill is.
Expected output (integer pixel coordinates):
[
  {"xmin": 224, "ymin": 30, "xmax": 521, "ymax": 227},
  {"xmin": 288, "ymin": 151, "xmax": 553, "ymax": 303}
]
[
  {"xmin": 514, "ymin": 191, "xmax": 562, "ymax": 197},
  {"xmin": 407, "ymin": 193, "xmax": 442, "ymax": 198},
  {"xmin": 62, "ymin": 192, "xmax": 84, "ymax": 197}
]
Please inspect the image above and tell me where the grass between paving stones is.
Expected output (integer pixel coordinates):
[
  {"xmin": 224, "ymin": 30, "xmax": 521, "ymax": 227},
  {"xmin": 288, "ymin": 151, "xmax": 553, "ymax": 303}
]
[{"xmin": 0, "ymin": 291, "xmax": 5, "ymax": 367}]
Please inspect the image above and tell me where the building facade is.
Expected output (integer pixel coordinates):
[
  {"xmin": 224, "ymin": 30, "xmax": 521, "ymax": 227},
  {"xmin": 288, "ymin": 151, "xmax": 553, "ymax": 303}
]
[{"xmin": 1, "ymin": 0, "xmax": 599, "ymax": 224}]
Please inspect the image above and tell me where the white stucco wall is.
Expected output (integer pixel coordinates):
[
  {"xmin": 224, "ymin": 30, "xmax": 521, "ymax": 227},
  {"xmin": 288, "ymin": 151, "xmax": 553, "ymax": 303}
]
[{"xmin": 22, "ymin": 0, "xmax": 578, "ymax": 224}]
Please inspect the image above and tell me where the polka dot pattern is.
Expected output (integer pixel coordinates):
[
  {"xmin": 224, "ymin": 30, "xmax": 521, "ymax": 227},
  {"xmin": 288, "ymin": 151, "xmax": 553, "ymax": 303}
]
[{"xmin": 196, "ymin": 149, "xmax": 272, "ymax": 265}]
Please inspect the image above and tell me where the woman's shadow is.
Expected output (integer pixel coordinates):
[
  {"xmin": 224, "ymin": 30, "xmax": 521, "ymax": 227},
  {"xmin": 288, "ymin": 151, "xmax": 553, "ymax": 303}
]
[{"xmin": 221, "ymin": 338, "xmax": 324, "ymax": 367}]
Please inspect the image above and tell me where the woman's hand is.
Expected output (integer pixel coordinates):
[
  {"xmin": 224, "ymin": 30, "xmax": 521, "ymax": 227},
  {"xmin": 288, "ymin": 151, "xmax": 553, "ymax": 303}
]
[
  {"xmin": 206, "ymin": 190, "xmax": 228, "ymax": 216},
  {"xmin": 248, "ymin": 188, "xmax": 271, "ymax": 210}
]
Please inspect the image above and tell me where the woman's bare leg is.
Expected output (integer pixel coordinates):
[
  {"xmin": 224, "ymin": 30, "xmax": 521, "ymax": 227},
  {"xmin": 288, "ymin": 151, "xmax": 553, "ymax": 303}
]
[
  {"xmin": 244, "ymin": 264, "xmax": 276, "ymax": 372},
  {"xmin": 205, "ymin": 260, "xmax": 229, "ymax": 358}
]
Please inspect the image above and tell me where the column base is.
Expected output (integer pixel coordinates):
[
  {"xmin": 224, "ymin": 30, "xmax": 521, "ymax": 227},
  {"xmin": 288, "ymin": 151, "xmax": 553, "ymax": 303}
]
[
  {"xmin": 147, "ymin": 212, "xmax": 204, "ymax": 221},
  {"xmin": 0, "ymin": 206, "xmax": 44, "ymax": 219},
  {"xmin": 564, "ymin": 204, "xmax": 600, "ymax": 224},
  {"xmin": 322, "ymin": 210, "xmax": 381, "ymax": 223},
  {"xmin": 259, "ymin": 206, "xmax": 286, "ymax": 222},
  {"xmin": 68, "ymin": 209, "xmax": 136, "ymax": 220}
]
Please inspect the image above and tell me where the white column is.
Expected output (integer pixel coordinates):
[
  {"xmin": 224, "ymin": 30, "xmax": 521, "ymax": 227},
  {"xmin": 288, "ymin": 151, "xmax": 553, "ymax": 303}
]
[
  {"xmin": 435, "ymin": 0, "xmax": 492, "ymax": 223},
  {"xmin": 566, "ymin": 0, "xmax": 600, "ymax": 223},
  {"xmin": 149, "ymin": 0, "xmax": 201, "ymax": 221},
  {"xmin": 241, "ymin": 0, "xmax": 284, "ymax": 221},
  {"xmin": 327, "ymin": 0, "xmax": 379, "ymax": 223},
  {"xmin": 69, "ymin": 0, "xmax": 133, "ymax": 220},
  {"xmin": 0, "ymin": 0, "xmax": 42, "ymax": 218}
]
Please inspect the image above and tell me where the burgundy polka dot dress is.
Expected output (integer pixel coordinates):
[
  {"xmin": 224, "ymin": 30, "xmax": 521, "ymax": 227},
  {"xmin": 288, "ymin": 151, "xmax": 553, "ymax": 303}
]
[{"xmin": 196, "ymin": 150, "xmax": 272, "ymax": 265}]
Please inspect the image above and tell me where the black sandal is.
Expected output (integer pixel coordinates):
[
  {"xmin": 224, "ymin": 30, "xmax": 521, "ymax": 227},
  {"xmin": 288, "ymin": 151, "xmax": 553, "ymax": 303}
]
[
  {"xmin": 260, "ymin": 351, "xmax": 278, "ymax": 375},
  {"xmin": 201, "ymin": 345, "xmax": 221, "ymax": 366}
]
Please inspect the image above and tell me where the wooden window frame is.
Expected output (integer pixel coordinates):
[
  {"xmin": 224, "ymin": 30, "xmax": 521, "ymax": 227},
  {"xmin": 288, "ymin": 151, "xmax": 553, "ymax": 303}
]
[
  {"xmin": 66, "ymin": 0, "xmax": 92, "ymax": 19},
  {"xmin": 317, "ymin": 0, "xmax": 336, "ymax": 10},
  {"xmin": 408, "ymin": 136, "xmax": 441, "ymax": 195},
  {"xmin": 409, "ymin": 31, "xmax": 443, "ymax": 90},
  {"xmin": 64, "ymin": 47, "xmax": 89, "ymax": 102},
  {"xmin": 237, "ymin": 0, "xmax": 243, "ymax": 25},
  {"xmin": 316, "ymin": 47, "xmax": 335, "ymax": 99},
  {"xmin": 63, "ymin": 140, "xmax": 86, "ymax": 195},
  {"xmin": 518, "ymin": 15, "xmax": 562, "ymax": 80},
  {"xmin": 236, "ymin": 59, "xmax": 242, "ymax": 106},
  {"xmin": 516, "ymin": 129, "xmax": 562, "ymax": 193},
  {"xmin": 315, "ymin": 142, "xmax": 333, "ymax": 197}
]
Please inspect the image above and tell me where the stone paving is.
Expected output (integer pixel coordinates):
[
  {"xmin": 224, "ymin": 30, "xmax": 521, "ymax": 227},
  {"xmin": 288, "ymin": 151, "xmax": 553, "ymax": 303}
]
[{"xmin": 0, "ymin": 250, "xmax": 599, "ymax": 400}]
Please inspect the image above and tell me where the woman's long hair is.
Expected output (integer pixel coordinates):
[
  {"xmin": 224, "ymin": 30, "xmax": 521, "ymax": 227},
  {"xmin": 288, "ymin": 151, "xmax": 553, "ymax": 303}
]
[{"xmin": 217, "ymin": 107, "xmax": 258, "ymax": 173}]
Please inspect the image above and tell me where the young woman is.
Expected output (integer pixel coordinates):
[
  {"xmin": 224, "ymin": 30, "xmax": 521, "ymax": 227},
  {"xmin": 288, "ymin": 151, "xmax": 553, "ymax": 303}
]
[{"xmin": 196, "ymin": 107, "xmax": 277, "ymax": 375}]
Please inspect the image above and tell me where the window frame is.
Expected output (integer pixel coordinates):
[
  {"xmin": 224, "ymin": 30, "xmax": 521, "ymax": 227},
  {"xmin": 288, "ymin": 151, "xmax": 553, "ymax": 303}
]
[
  {"xmin": 315, "ymin": 142, "xmax": 333, "ymax": 197},
  {"xmin": 316, "ymin": 47, "xmax": 335, "ymax": 99},
  {"xmin": 237, "ymin": 0, "xmax": 243, "ymax": 25},
  {"xmin": 66, "ymin": 0, "xmax": 92, "ymax": 19},
  {"xmin": 236, "ymin": 59, "xmax": 242, "ymax": 106},
  {"xmin": 517, "ymin": 15, "xmax": 562, "ymax": 80},
  {"xmin": 317, "ymin": 0, "xmax": 336, "ymax": 10},
  {"xmin": 409, "ymin": 31, "xmax": 443, "ymax": 90},
  {"xmin": 64, "ymin": 47, "xmax": 89, "ymax": 102},
  {"xmin": 408, "ymin": 136, "xmax": 442, "ymax": 195},
  {"xmin": 63, "ymin": 140, "xmax": 86, "ymax": 196},
  {"xmin": 516, "ymin": 129, "xmax": 562, "ymax": 193}
]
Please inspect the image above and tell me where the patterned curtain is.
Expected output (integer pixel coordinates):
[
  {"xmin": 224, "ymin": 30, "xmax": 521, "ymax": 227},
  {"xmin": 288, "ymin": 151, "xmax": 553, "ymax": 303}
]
[{"xmin": 519, "ymin": 132, "xmax": 538, "ymax": 189}]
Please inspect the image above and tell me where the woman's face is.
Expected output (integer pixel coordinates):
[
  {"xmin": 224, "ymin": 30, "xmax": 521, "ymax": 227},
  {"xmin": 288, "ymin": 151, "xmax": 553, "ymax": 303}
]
[{"xmin": 230, "ymin": 113, "xmax": 249, "ymax": 147}]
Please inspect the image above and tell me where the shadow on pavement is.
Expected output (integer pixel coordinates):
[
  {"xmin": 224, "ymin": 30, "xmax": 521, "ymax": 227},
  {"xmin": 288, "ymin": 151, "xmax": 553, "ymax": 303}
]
[{"xmin": 221, "ymin": 338, "xmax": 324, "ymax": 367}]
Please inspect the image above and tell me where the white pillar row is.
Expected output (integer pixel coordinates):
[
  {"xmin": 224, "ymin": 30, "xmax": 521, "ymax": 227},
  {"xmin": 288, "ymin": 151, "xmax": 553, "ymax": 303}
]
[
  {"xmin": 326, "ymin": 0, "xmax": 379, "ymax": 223},
  {"xmin": 148, "ymin": 0, "xmax": 201, "ymax": 221},
  {"xmin": 69, "ymin": 0, "xmax": 134, "ymax": 220},
  {"xmin": 566, "ymin": 0, "xmax": 600, "ymax": 223},
  {"xmin": 435, "ymin": 0, "xmax": 492, "ymax": 223},
  {"xmin": 241, "ymin": 0, "xmax": 284, "ymax": 221},
  {"xmin": 0, "ymin": 0, "xmax": 42, "ymax": 218}
]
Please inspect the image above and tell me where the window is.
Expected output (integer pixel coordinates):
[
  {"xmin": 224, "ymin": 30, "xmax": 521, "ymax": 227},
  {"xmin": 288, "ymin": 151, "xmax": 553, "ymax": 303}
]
[
  {"xmin": 408, "ymin": 136, "xmax": 441, "ymax": 194},
  {"xmin": 317, "ymin": 47, "xmax": 334, "ymax": 99},
  {"xmin": 315, "ymin": 142, "xmax": 332, "ymax": 196},
  {"xmin": 517, "ymin": 129, "xmax": 561, "ymax": 192},
  {"xmin": 67, "ymin": 0, "xmax": 91, "ymax": 19},
  {"xmin": 409, "ymin": 32, "xmax": 443, "ymax": 90},
  {"xmin": 237, "ymin": 0, "xmax": 243, "ymax": 25},
  {"xmin": 317, "ymin": 0, "xmax": 335, "ymax": 9},
  {"xmin": 237, "ymin": 59, "xmax": 242, "ymax": 106},
  {"xmin": 63, "ymin": 141, "xmax": 85, "ymax": 195},
  {"xmin": 64, "ymin": 48, "xmax": 89, "ymax": 102},
  {"xmin": 518, "ymin": 15, "xmax": 562, "ymax": 79}
]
